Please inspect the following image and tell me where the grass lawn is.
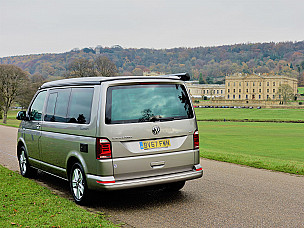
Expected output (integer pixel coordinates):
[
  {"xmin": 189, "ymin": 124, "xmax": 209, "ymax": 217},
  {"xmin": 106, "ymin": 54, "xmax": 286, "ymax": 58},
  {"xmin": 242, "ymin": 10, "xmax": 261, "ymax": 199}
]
[
  {"xmin": 195, "ymin": 108, "xmax": 304, "ymax": 122},
  {"xmin": 298, "ymin": 87, "xmax": 304, "ymax": 94},
  {"xmin": 0, "ymin": 110, "xmax": 22, "ymax": 128},
  {"xmin": 199, "ymin": 121, "xmax": 304, "ymax": 175},
  {"xmin": 0, "ymin": 166, "xmax": 119, "ymax": 227}
]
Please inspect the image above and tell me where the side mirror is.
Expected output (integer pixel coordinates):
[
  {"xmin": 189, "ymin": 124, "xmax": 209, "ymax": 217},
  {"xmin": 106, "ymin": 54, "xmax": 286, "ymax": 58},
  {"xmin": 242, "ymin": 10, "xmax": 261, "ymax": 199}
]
[{"xmin": 16, "ymin": 111, "xmax": 27, "ymax": 120}]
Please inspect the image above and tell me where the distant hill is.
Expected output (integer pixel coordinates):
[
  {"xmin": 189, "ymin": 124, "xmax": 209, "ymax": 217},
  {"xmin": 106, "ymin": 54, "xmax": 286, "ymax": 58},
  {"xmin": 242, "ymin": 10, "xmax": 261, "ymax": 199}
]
[{"xmin": 1, "ymin": 41, "xmax": 304, "ymax": 84}]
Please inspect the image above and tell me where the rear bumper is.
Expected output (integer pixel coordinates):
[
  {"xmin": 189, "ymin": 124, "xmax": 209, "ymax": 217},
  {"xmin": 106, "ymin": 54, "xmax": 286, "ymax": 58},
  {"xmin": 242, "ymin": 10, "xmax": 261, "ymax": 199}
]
[{"xmin": 87, "ymin": 165, "xmax": 203, "ymax": 191}]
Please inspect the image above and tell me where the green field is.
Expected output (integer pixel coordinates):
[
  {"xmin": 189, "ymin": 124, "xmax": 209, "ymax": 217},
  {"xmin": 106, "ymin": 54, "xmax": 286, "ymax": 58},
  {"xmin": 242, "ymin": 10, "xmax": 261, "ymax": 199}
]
[
  {"xmin": 0, "ymin": 166, "xmax": 118, "ymax": 227},
  {"xmin": 199, "ymin": 121, "xmax": 304, "ymax": 175},
  {"xmin": 195, "ymin": 108, "xmax": 304, "ymax": 122},
  {"xmin": 298, "ymin": 87, "xmax": 304, "ymax": 94},
  {"xmin": 0, "ymin": 110, "xmax": 22, "ymax": 128}
]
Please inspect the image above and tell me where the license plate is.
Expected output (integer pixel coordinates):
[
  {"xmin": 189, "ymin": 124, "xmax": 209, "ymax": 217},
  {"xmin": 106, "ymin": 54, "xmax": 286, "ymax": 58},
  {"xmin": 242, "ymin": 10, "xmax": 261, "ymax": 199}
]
[{"xmin": 139, "ymin": 139, "xmax": 171, "ymax": 150}]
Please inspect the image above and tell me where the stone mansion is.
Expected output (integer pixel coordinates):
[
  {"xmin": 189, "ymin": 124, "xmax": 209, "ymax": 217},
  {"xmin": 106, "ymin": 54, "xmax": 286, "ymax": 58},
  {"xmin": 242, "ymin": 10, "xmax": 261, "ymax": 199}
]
[{"xmin": 187, "ymin": 74, "xmax": 298, "ymax": 102}]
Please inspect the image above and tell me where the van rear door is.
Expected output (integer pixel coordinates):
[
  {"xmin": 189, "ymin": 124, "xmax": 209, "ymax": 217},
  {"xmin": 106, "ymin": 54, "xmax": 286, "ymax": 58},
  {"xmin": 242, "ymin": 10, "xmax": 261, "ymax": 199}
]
[{"xmin": 103, "ymin": 82, "xmax": 199, "ymax": 181}]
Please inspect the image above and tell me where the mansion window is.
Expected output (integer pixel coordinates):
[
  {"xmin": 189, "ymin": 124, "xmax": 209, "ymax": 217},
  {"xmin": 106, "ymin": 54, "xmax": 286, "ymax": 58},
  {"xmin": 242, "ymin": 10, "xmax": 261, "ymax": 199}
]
[
  {"xmin": 273, "ymin": 89, "xmax": 275, "ymax": 93},
  {"xmin": 233, "ymin": 95, "xmax": 235, "ymax": 99},
  {"xmin": 239, "ymin": 95, "xmax": 241, "ymax": 99},
  {"xmin": 273, "ymin": 82, "xmax": 276, "ymax": 86},
  {"xmin": 246, "ymin": 95, "xmax": 248, "ymax": 99},
  {"xmin": 239, "ymin": 82, "xmax": 241, "ymax": 86},
  {"xmin": 273, "ymin": 95, "xmax": 275, "ymax": 99},
  {"xmin": 253, "ymin": 89, "xmax": 255, "ymax": 93},
  {"xmin": 267, "ymin": 82, "xmax": 269, "ymax": 86},
  {"xmin": 233, "ymin": 89, "xmax": 236, "ymax": 93},
  {"xmin": 267, "ymin": 89, "xmax": 269, "ymax": 93},
  {"xmin": 253, "ymin": 82, "xmax": 255, "ymax": 86},
  {"xmin": 228, "ymin": 89, "xmax": 230, "ymax": 93},
  {"xmin": 259, "ymin": 82, "xmax": 262, "ymax": 86},
  {"xmin": 259, "ymin": 89, "xmax": 261, "ymax": 93},
  {"xmin": 259, "ymin": 95, "xmax": 261, "ymax": 99},
  {"xmin": 228, "ymin": 82, "xmax": 230, "ymax": 86},
  {"xmin": 239, "ymin": 89, "xmax": 241, "ymax": 93},
  {"xmin": 246, "ymin": 89, "xmax": 249, "ymax": 93},
  {"xmin": 246, "ymin": 82, "xmax": 249, "ymax": 86},
  {"xmin": 221, "ymin": 90, "xmax": 223, "ymax": 94}
]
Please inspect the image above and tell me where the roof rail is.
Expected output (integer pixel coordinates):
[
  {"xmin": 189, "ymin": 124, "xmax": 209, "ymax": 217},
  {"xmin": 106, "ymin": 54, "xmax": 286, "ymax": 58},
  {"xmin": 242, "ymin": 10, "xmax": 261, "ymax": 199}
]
[{"xmin": 168, "ymin": 73, "xmax": 190, "ymax": 81}]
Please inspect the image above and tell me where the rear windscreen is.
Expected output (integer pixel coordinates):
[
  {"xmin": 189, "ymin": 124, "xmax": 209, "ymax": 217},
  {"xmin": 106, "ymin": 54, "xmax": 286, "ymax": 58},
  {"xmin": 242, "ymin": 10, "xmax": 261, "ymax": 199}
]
[{"xmin": 106, "ymin": 84, "xmax": 194, "ymax": 124}]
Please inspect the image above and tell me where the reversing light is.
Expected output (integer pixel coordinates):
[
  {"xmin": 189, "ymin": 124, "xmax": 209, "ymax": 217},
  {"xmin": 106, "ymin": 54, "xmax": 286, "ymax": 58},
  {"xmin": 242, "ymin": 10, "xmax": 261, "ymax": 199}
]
[
  {"xmin": 96, "ymin": 138, "xmax": 112, "ymax": 159},
  {"xmin": 194, "ymin": 130, "xmax": 199, "ymax": 150}
]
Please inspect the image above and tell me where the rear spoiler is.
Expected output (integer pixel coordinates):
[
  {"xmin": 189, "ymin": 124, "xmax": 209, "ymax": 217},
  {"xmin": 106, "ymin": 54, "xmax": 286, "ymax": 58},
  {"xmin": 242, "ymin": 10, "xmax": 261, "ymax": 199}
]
[{"xmin": 168, "ymin": 73, "xmax": 190, "ymax": 81}]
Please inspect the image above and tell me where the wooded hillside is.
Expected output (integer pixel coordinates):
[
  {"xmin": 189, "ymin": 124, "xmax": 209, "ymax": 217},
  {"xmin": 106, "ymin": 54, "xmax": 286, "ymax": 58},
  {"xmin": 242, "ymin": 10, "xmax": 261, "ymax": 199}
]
[{"xmin": 1, "ymin": 41, "xmax": 304, "ymax": 85}]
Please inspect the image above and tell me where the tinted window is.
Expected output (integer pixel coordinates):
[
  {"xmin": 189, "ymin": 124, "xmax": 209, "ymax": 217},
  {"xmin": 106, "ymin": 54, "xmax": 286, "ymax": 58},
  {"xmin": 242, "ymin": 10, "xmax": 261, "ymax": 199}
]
[
  {"xmin": 106, "ymin": 84, "xmax": 193, "ymax": 124},
  {"xmin": 67, "ymin": 88, "xmax": 93, "ymax": 124},
  {"xmin": 29, "ymin": 91, "xmax": 47, "ymax": 121},
  {"xmin": 44, "ymin": 89, "xmax": 70, "ymax": 123}
]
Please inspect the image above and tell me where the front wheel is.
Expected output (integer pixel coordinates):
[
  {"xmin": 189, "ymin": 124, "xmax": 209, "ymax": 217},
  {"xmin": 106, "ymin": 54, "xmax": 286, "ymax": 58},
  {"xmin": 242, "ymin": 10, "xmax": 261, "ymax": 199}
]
[
  {"xmin": 69, "ymin": 163, "xmax": 89, "ymax": 205},
  {"xmin": 18, "ymin": 146, "xmax": 36, "ymax": 177}
]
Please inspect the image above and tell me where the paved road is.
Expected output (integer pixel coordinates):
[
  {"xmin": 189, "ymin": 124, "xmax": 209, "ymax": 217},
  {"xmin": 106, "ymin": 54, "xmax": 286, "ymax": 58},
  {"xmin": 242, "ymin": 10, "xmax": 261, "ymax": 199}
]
[{"xmin": 1, "ymin": 125, "xmax": 303, "ymax": 227}]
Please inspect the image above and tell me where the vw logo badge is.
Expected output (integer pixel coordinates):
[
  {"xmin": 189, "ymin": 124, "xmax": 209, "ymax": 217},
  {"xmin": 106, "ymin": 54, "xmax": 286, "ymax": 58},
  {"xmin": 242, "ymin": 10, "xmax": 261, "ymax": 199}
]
[{"xmin": 152, "ymin": 125, "xmax": 160, "ymax": 135}]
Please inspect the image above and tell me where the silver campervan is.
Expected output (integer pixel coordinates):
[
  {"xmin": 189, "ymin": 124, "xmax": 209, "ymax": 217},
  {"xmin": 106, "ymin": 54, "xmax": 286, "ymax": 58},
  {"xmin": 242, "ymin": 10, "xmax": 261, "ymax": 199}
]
[{"xmin": 16, "ymin": 73, "xmax": 203, "ymax": 204}]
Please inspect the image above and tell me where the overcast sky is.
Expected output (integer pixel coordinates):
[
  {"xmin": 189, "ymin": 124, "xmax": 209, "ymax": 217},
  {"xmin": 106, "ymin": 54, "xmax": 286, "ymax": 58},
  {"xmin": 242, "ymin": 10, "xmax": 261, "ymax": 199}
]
[{"xmin": 0, "ymin": 0, "xmax": 303, "ymax": 57}]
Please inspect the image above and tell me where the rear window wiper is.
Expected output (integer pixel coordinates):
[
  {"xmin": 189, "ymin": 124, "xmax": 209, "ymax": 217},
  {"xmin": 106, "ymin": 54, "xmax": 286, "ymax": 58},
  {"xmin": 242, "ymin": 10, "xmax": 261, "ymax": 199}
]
[{"xmin": 149, "ymin": 116, "xmax": 178, "ymax": 122}]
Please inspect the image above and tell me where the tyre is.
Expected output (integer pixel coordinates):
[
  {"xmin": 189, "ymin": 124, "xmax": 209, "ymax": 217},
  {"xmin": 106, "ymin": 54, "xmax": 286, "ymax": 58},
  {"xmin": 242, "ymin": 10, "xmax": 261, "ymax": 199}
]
[
  {"xmin": 69, "ymin": 163, "xmax": 89, "ymax": 205},
  {"xmin": 18, "ymin": 146, "xmax": 36, "ymax": 177},
  {"xmin": 167, "ymin": 181, "xmax": 185, "ymax": 192}
]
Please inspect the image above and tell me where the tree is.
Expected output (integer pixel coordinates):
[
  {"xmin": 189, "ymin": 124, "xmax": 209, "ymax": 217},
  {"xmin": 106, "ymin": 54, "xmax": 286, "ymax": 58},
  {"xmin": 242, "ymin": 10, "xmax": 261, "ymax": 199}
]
[
  {"xmin": 0, "ymin": 65, "xmax": 29, "ymax": 123},
  {"xmin": 198, "ymin": 73, "xmax": 206, "ymax": 84},
  {"xmin": 67, "ymin": 58, "xmax": 95, "ymax": 78},
  {"xmin": 94, "ymin": 56, "xmax": 117, "ymax": 77},
  {"xmin": 16, "ymin": 73, "xmax": 45, "ymax": 109},
  {"xmin": 277, "ymin": 84, "xmax": 294, "ymax": 105}
]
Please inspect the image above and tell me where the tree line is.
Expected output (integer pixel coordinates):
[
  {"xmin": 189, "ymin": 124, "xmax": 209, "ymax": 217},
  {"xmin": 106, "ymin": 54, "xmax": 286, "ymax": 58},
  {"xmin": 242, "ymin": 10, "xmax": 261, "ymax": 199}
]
[{"xmin": 1, "ymin": 41, "xmax": 304, "ymax": 85}]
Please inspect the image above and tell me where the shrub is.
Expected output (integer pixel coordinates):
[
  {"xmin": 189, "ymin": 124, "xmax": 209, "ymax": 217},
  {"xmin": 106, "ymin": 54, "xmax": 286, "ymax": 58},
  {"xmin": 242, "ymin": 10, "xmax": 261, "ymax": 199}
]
[{"xmin": 299, "ymin": 102, "xmax": 303, "ymax": 105}]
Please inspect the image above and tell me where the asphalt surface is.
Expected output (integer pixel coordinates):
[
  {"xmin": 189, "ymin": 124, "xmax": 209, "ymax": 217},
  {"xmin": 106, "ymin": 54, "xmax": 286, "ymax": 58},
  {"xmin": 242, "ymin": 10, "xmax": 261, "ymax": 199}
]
[{"xmin": 1, "ymin": 125, "xmax": 303, "ymax": 227}]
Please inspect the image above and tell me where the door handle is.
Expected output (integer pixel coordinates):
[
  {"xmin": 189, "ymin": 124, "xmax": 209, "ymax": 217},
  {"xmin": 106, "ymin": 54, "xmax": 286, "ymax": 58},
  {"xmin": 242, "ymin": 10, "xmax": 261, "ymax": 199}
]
[{"xmin": 150, "ymin": 161, "xmax": 165, "ymax": 169}]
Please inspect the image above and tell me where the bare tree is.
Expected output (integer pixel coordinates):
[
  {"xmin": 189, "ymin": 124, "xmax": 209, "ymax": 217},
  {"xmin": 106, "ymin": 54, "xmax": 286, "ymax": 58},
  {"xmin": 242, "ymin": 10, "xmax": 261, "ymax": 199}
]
[
  {"xmin": 67, "ymin": 58, "xmax": 95, "ymax": 78},
  {"xmin": 0, "ymin": 65, "xmax": 29, "ymax": 123},
  {"xmin": 94, "ymin": 56, "xmax": 117, "ymax": 77},
  {"xmin": 277, "ymin": 84, "xmax": 294, "ymax": 105},
  {"xmin": 16, "ymin": 73, "xmax": 46, "ymax": 109}
]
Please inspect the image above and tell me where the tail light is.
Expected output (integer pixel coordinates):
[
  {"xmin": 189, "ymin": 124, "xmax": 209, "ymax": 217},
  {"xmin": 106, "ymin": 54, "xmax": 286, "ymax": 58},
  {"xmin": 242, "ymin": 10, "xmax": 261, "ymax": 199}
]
[
  {"xmin": 96, "ymin": 138, "xmax": 112, "ymax": 159},
  {"xmin": 194, "ymin": 130, "xmax": 199, "ymax": 150}
]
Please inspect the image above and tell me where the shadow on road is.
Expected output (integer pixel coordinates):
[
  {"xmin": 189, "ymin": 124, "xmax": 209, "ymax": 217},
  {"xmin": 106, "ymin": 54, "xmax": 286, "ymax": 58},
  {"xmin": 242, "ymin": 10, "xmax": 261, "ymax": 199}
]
[{"xmin": 32, "ymin": 171, "xmax": 193, "ymax": 210}]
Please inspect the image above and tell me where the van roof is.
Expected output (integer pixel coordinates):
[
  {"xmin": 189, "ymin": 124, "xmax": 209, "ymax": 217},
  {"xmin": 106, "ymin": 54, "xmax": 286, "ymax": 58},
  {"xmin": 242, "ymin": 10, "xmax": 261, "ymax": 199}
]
[{"xmin": 40, "ymin": 73, "xmax": 190, "ymax": 89}]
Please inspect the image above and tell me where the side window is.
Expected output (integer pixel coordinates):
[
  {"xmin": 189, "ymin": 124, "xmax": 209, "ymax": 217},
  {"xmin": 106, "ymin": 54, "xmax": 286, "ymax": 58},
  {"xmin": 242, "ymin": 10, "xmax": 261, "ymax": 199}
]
[
  {"xmin": 44, "ymin": 89, "xmax": 70, "ymax": 122},
  {"xmin": 29, "ymin": 91, "xmax": 47, "ymax": 121},
  {"xmin": 67, "ymin": 88, "xmax": 94, "ymax": 124}
]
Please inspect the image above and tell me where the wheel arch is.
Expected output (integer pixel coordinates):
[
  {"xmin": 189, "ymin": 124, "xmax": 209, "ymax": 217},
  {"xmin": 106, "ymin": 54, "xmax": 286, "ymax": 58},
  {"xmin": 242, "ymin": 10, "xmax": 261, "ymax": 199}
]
[{"xmin": 66, "ymin": 152, "xmax": 88, "ymax": 181}]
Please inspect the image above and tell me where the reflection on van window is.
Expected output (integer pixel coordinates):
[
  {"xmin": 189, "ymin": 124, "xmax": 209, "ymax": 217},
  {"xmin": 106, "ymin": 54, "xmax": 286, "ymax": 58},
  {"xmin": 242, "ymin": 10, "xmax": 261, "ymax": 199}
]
[
  {"xmin": 67, "ymin": 88, "xmax": 93, "ymax": 124},
  {"xmin": 106, "ymin": 84, "xmax": 193, "ymax": 124},
  {"xmin": 44, "ymin": 89, "xmax": 70, "ymax": 123},
  {"xmin": 30, "ymin": 91, "xmax": 47, "ymax": 121},
  {"xmin": 44, "ymin": 88, "xmax": 93, "ymax": 124}
]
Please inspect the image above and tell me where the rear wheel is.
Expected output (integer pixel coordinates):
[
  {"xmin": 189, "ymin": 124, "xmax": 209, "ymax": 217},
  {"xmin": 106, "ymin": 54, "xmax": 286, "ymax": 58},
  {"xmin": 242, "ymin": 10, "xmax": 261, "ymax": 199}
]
[
  {"xmin": 69, "ymin": 163, "xmax": 89, "ymax": 205},
  {"xmin": 18, "ymin": 146, "xmax": 36, "ymax": 177},
  {"xmin": 166, "ymin": 181, "xmax": 185, "ymax": 192}
]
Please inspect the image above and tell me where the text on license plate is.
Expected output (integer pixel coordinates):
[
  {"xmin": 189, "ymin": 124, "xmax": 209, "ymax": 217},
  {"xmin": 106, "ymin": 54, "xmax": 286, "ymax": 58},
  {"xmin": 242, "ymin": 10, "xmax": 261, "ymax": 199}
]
[{"xmin": 139, "ymin": 139, "xmax": 171, "ymax": 150}]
